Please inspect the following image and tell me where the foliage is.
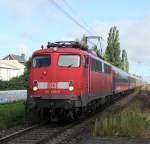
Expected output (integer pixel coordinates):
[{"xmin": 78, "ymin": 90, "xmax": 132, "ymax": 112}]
[
  {"xmin": 0, "ymin": 76, "xmax": 27, "ymax": 90},
  {"xmin": 0, "ymin": 101, "xmax": 25, "ymax": 129},
  {"xmin": 92, "ymin": 44, "xmax": 98, "ymax": 52},
  {"xmin": 104, "ymin": 26, "xmax": 121, "ymax": 68},
  {"xmin": 0, "ymin": 59, "xmax": 31, "ymax": 90},
  {"xmin": 121, "ymin": 49, "xmax": 129, "ymax": 72},
  {"xmin": 80, "ymin": 34, "xmax": 88, "ymax": 49},
  {"xmin": 93, "ymin": 103, "xmax": 150, "ymax": 137}
]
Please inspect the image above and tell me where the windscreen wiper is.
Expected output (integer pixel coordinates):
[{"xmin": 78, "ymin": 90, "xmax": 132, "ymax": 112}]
[{"xmin": 67, "ymin": 64, "xmax": 74, "ymax": 68}]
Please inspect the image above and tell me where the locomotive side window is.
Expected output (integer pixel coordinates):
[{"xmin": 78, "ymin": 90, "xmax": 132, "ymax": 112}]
[
  {"xmin": 91, "ymin": 58, "xmax": 102, "ymax": 72},
  {"xmin": 32, "ymin": 55, "xmax": 51, "ymax": 68},
  {"xmin": 58, "ymin": 55, "xmax": 80, "ymax": 67},
  {"xmin": 82, "ymin": 56, "xmax": 86, "ymax": 68},
  {"xmin": 83, "ymin": 55, "xmax": 88, "ymax": 68},
  {"xmin": 104, "ymin": 64, "xmax": 111, "ymax": 74},
  {"xmin": 97, "ymin": 60, "xmax": 102, "ymax": 72}
]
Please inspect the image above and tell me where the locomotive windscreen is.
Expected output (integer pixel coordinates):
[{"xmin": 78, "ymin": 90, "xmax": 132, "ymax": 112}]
[
  {"xmin": 32, "ymin": 55, "xmax": 51, "ymax": 68},
  {"xmin": 58, "ymin": 54, "xmax": 80, "ymax": 67}
]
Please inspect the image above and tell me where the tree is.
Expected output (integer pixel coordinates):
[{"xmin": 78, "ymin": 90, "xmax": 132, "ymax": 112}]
[
  {"xmin": 121, "ymin": 49, "xmax": 129, "ymax": 72},
  {"xmin": 24, "ymin": 57, "xmax": 31, "ymax": 82},
  {"xmin": 104, "ymin": 26, "xmax": 121, "ymax": 68},
  {"xmin": 80, "ymin": 35, "xmax": 88, "ymax": 49},
  {"xmin": 126, "ymin": 59, "xmax": 129, "ymax": 72},
  {"xmin": 92, "ymin": 44, "xmax": 98, "ymax": 52}
]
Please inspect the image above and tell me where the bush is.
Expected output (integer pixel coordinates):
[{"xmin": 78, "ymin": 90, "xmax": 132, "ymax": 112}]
[
  {"xmin": 0, "ymin": 74, "xmax": 27, "ymax": 90},
  {"xmin": 93, "ymin": 104, "xmax": 150, "ymax": 137}
]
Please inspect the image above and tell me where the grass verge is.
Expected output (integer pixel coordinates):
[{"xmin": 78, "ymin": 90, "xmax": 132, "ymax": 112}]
[
  {"xmin": 0, "ymin": 101, "xmax": 25, "ymax": 129},
  {"xmin": 93, "ymin": 103, "xmax": 150, "ymax": 137}
]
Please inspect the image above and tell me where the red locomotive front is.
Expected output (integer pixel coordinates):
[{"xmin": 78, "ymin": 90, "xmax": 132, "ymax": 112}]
[{"xmin": 27, "ymin": 43, "xmax": 90, "ymax": 121}]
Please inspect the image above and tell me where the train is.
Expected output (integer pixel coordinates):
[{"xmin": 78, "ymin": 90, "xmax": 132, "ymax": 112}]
[{"xmin": 26, "ymin": 41, "xmax": 143, "ymax": 122}]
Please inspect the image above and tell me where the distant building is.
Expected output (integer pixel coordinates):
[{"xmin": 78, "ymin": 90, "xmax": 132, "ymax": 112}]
[
  {"xmin": 0, "ymin": 60, "xmax": 25, "ymax": 81},
  {"xmin": 3, "ymin": 53, "xmax": 26, "ymax": 64}
]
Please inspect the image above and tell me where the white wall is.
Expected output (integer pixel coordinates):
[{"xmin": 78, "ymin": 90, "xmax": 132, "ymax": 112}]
[
  {"xmin": 0, "ymin": 67, "xmax": 20, "ymax": 81},
  {"xmin": 0, "ymin": 61, "xmax": 25, "ymax": 81}
]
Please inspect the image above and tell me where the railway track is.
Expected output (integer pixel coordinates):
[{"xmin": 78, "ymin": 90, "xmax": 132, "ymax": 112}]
[
  {"xmin": 0, "ymin": 124, "xmax": 40, "ymax": 144},
  {"xmin": 0, "ymin": 121, "xmax": 78, "ymax": 144},
  {"xmin": 0, "ymin": 90, "xmax": 139, "ymax": 144}
]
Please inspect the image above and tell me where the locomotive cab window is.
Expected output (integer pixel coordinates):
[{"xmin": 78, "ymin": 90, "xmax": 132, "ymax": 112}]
[
  {"xmin": 58, "ymin": 55, "xmax": 80, "ymax": 67},
  {"xmin": 32, "ymin": 55, "xmax": 51, "ymax": 68}
]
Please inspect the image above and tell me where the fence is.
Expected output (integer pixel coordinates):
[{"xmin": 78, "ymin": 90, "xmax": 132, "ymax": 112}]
[{"xmin": 0, "ymin": 90, "xmax": 27, "ymax": 104}]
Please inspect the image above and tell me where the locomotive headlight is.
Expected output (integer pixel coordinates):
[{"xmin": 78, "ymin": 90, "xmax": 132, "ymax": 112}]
[
  {"xmin": 69, "ymin": 86, "xmax": 74, "ymax": 91},
  {"xmin": 33, "ymin": 86, "xmax": 38, "ymax": 91}
]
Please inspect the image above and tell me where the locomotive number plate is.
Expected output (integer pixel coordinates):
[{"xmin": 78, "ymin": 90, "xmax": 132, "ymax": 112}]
[
  {"xmin": 37, "ymin": 82, "xmax": 69, "ymax": 89},
  {"xmin": 48, "ymin": 82, "xmax": 57, "ymax": 88}
]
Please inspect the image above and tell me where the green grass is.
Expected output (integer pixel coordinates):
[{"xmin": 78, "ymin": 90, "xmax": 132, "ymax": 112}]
[
  {"xmin": 0, "ymin": 101, "xmax": 25, "ymax": 129},
  {"xmin": 93, "ymin": 104, "xmax": 150, "ymax": 137}
]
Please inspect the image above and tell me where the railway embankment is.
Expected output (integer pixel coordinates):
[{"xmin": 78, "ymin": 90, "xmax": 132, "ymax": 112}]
[
  {"xmin": 0, "ymin": 101, "xmax": 25, "ymax": 129},
  {"xmin": 93, "ymin": 92, "xmax": 150, "ymax": 137},
  {"xmin": 0, "ymin": 101, "xmax": 27, "ymax": 139},
  {"xmin": 80, "ymin": 86, "xmax": 150, "ymax": 144},
  {"xmin": 0, "ymin": 90, "xmax": 27, "ymax": 138}
]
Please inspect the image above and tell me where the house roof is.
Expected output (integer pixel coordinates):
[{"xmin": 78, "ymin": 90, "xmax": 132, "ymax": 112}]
[{"xmin": 3, "ymin": 54, "xmax": 26, "ymax": 63}]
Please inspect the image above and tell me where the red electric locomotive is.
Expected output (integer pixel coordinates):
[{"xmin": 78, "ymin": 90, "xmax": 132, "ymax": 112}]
[{"xmin": 26, "ymin": 41, "xmax": 142, "ymax": 121}]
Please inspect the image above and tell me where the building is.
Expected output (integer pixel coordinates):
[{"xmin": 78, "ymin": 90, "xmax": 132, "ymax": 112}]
[
  {"xmin": 3, "ymin": 53, "xmax": 26, "ymax": 65},
  {"xmin": 0, "ymin": 60, "xmax": 25, "ymax": 81}
]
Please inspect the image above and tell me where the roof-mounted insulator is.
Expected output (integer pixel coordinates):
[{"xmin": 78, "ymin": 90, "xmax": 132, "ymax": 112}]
[
  {"xmin": 41, "ymin": 45, "xmax": 44, "ymax": 49},
  {"xmin": 45, "ymin": 41, "xmax": 88, "ymax": 50},
  {"xmin": 47, "ymin": 42, "xmax": 51, "ymax": 48}
]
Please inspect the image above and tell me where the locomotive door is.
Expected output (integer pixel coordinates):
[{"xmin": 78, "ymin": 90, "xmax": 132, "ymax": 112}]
[
  {"xmin": 88, "ymin": 56, "xmax": 91, "ymax": 94},
  {"xmin": 86, "ymin": 56, "xmax": 91, "ymax": 94},
  {"xmin": 83, "ymin": 55, "xmax": 91, "ymax": 95}
]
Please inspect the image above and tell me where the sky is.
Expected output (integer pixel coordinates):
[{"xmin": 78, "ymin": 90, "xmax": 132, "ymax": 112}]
[{"xmin": 0, "ymin": 0, "xmax": 150, "ymax": 81}]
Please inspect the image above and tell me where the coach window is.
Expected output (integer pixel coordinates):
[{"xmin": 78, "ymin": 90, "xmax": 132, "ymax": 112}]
[
  {"xmin": 32, "ymin": 55, "xmax": 51, "ymax": 68},
  {"xmin": 58, "ymin": 55, "xmax": 80, "ymax": 67}
]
